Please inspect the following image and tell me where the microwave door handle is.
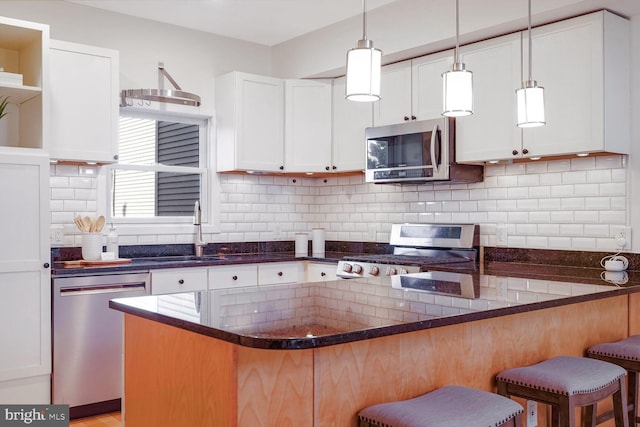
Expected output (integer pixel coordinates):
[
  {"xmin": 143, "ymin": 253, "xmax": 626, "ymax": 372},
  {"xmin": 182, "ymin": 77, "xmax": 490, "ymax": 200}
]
[{"xmin": 430, "ymin": 124, "xmax": 439, "ymax": 174}]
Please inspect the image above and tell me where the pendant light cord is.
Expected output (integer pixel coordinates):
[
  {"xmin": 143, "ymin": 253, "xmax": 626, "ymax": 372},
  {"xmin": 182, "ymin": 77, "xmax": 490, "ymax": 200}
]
[
  {"xmin": 454, "ymin": 0, "xmax": 460, "ymax": 63},
  {"xmin": 527, "ymin": 0, "xmax": 533, "ymax": 82},
  {"xmin": 362, "ymin": 0, "xmax": 368, "ymax": 40}
]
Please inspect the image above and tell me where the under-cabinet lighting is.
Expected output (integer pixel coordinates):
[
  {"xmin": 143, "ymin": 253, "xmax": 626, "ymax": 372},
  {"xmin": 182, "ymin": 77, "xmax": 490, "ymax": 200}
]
[
  {"xmin": 576, "ymin": 153, "xmax": 589, "ymax": 157},
  {"xmin": 530, "ymin": 156, "xmax": 542, "ymax": 160},
  {"xmin": 345, "ymin": 0, "xmax": 382, "ymax": 102},
  {"xmin": 488, "ymin": 160, "xmax": 500, "ymax": 164}
]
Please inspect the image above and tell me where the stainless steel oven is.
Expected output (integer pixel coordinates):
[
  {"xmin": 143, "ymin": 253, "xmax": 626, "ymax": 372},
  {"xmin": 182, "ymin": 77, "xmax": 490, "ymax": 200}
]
[{"xmin": 52, "ymin": 272, "xmax": 149, "ymax": 419}]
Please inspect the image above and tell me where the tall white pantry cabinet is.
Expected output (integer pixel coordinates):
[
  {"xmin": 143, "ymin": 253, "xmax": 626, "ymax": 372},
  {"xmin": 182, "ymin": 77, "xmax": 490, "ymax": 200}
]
[{"xmin": 0, "ymin": 16, "xmax": 51, "ymax": 403}]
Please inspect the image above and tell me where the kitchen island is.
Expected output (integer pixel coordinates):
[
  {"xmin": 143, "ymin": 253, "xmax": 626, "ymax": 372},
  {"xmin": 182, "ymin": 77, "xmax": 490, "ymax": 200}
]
[{"xmin": 110, "ymin": 266, "xmax": 640, "ymax": 427}]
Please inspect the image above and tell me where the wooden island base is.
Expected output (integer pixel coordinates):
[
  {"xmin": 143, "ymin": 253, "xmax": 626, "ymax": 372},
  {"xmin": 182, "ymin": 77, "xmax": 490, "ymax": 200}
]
[{"xmin": 123, "ymin": 295, "xmax": 632, "ymax": 427}]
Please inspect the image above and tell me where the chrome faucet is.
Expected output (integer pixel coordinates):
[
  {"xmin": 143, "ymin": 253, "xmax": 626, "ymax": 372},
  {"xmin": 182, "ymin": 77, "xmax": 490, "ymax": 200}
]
[{"xmin": 194, "ymin": 200, "xmax": 207, "ymax": 257}]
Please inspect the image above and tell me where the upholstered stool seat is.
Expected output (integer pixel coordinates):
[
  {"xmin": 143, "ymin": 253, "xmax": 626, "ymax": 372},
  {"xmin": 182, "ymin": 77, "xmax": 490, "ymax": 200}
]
[
  {"xmin": 588, "ymin": 335, "xmax": 640, "ymax": 425},
  {"xmin": 496, "ymin": 356, "xmax": 629, "ymax": 427},
  {"xmin": 358, "ymin": 385, "xmax": 524, "ymax": 427}
]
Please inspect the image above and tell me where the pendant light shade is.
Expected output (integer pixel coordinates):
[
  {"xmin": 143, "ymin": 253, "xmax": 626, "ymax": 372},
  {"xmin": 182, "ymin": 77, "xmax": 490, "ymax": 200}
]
[
  {"xmin": 442, "ymin": 0, "xmax": 473, "ymax": 117},
  {"xmin": 346, "ymin": 0, "xmax": 382, "ymax": 102},
  {"xmin": 517, "ymin": 0, "xmax": 545, "ymax": 127},
  {"xmin": 516, "ymin": 80, "xmax": 545, "ymax": 127}
]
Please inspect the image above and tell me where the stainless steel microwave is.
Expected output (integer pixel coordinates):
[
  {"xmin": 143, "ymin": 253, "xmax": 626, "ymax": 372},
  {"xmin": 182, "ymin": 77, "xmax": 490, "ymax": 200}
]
[{"xmin": 365, "ymin": 117, "xmax": 483, "ymax": 184}]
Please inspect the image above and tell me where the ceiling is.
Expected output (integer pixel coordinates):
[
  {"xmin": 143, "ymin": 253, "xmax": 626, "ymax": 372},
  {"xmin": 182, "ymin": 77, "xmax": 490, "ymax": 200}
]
[{"xmin": 65, "ymin": 0, "xmax": 400, "ymax": 46}]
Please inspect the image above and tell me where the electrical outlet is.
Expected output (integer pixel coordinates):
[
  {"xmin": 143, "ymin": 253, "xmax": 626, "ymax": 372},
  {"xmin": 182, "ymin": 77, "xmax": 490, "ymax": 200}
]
[
  {"xmin": 526, "ymin": 400, "xmax": 538, "ymax": 427},
  {"xmin": 612, "ymin": 226, "xmax": 631, "ymax": 249},
  {"xmin": 496, "ymin": 224, "xmax": 508, "ymax": 247},
  {"xmin": 50, "ymin": 225, "xmax": 65, "ymax": 247}
]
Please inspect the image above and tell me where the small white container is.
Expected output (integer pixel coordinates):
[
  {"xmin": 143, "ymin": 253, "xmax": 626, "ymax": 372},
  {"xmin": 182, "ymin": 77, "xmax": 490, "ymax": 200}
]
[
  {"xmin": 106, "ymin": 222, "xmax": 119, "ymax": 258},
  {"xmin": 82, "ymin": 233, "xmax": 103, "ymax": 261},
  {"xmin": 295, "ymin": 232, "xmax": 309, "ymax": 257},
  {"xmin": 312, "ymin": 228, "xmax": 326, "ymax": 258}
]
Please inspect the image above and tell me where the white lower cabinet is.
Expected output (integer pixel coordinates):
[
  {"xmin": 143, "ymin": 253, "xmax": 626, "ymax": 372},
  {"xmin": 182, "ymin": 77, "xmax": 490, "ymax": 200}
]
[
  {"xmin": 258, "ymin": 262, "xmax": 301, "ymax": 286},
  {"xmin": 208, "ymin": 264, "xmax": 258, "ymax": 290},
  {"xmin": 0, "ymin": 151, "xmax": 50, "ymax": 403},
  {"xmin": 305, "ymin": 262, "xmax": 338, "ymax": 282},
  {"xmin": 150, "ymin": 267, "xmax": 208, "ymax": 295}
]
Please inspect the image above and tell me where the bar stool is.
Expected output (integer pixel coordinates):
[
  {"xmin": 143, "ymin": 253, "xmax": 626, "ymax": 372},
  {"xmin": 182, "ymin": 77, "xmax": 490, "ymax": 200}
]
[
  {"xmin": 588, "ymin": 335, "xmax": 640, "ymax": 425},
  {"xmin": 357, "ymin": 385, "xmax": 524, "ymax": 427},
  {"xmin": 496, "ymin": 355, "xmax": 628, "ymax": 427}
]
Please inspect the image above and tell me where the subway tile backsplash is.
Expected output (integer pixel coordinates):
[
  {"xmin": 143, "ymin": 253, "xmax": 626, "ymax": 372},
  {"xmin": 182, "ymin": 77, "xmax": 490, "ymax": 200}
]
[{"xmin": 50, "ymin": 154, "xmax": 628, "ymax": 252}]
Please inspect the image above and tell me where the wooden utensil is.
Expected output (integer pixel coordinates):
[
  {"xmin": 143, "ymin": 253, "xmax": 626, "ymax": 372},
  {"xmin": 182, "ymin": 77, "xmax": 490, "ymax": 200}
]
[
  {"xmin": 74, "ymin": 216, "xmax": 86, "ymax": 232},
  {"xmin": 95, "ymin": 215, "xmax": 105, "ymax": 232},
  {"xmin": 84, "ymin": 216, "xmax": 93, "ymax": 232}
]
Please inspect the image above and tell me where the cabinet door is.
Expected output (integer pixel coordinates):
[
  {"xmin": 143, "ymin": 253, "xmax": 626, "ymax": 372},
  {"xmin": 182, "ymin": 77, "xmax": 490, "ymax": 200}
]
[
  {"xmin": 331, "ymin": 76, "xmax": 371, "ymax": 172},
  {"xmin": 305, "ymin": 262, "xmax": 337, "ymax": 282},
  {"xmin": 284, "ymin": 79, "xmax": 332, "ymax": 173},
  {"xmin": 456, "ymin": 33, "xmax": 522, "ymax": 163},
  {"xmin": 522, "ymin": 13, "xmax": 604, "ymax": 157},
  {"xmin": 258, "ymin": 262, "xmax": 301, "ymax": 286},
  {"xmin": 208, "ymin": 264, "xmax": 258, "ymax": 289},
  {"xmin": 373, "ymin": 60, "xmax": 412, "ymax": 126},
  {"xmin": 216, "ymin": 72, "xmax": 285, "ymax": 172},
  {"xmin": 0, "ymin": 151, "xmax": 50, "ymax": 403},
  {"xmin": 150, "ymin": 267, "xmax": 208, "ymax": 295},
  {"xmin": 411, "ymin": 50, "xmax": 454, "ymax": 121},
  {"xmin": 49, "ymin": 40, "xmax": 119, "ymax": 163}
]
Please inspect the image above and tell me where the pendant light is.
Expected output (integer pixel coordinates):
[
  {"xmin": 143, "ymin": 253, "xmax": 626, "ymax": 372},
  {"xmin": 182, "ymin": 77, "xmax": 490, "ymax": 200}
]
[
  {"xmin": 516, "ymin": 0, "xmax": 545, "ymax": 127},
  {"xmin": 442, "ymin": 0, "xmax": 473, "ymax": 117},
  {"xmin": 345, "ymin": 0, "xmax": 382, "ymax": 102}
]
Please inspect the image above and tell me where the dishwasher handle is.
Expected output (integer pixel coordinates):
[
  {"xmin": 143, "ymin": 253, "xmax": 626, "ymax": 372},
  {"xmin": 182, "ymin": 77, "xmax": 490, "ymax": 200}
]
[{"xmin": 59, "ymin": 282, "xmax": 147, "ymax": 297}]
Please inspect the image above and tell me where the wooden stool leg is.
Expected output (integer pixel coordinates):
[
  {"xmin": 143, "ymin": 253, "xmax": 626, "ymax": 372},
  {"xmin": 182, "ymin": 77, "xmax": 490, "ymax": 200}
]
[
  {"xmin": 584, "ymin": 403, "xmax": 597, "ymax": 427},
  {"xmin": 613, "ymin": 377, "xmax": 630, "ymax": 427},
  {"xmin": 629, "ymin": 371, "xmax": 639, "ymax": 425}
]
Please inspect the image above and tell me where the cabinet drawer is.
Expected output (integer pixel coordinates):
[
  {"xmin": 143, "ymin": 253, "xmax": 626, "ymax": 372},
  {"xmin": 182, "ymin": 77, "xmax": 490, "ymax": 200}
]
[
  {"xmin": 306, "ymin": 262, "xmax": 338, "ymax": 282},
  {"xmin": 209, "ymin": 264, "xmax": 258, "ymax": 289},
  {"xmin": 151, "ymin": 268, "xmax": 208, "ymax": 295},
  {"xmin": 258, "ymin": 262, "xmax": 301, "ymax": 286}
]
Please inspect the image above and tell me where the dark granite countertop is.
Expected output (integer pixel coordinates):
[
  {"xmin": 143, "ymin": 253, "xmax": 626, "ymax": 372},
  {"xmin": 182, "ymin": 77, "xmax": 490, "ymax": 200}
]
[
  {"xmin": 52, "ymin": 251, "xmax": 345, "ymax": 277},
  {"xmin": 109, "ymin": 263, "xmax": 640, "ymax": 350}
]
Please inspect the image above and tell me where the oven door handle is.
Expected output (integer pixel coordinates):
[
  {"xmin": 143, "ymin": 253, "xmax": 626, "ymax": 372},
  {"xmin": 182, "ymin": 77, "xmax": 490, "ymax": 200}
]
[
  {"xmin": 430, "ymin": 123, "xmax": 440, "ymax": 175},
  {"xmin": 59, "ymin": 282, "xmax": 147, "ymax": 297}
]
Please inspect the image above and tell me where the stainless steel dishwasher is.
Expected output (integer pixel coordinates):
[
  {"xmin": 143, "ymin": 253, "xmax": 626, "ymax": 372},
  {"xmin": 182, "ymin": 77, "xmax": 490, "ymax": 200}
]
[{"xmin": 52, "ymin": 272, "xmax": 149, "ymax": 419}]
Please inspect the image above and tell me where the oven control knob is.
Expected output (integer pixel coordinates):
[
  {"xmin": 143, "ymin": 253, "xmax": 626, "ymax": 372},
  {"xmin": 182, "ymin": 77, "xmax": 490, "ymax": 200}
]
[
  {"xmin": 368, "ymin": 266, "xmax": 380, "ymax": 276},
  {"xmin": 352, "ymin": 264, "xmax": 363, "ymax": 274},
  {"xmin": 342, "ymin": 263, "xmax": 353, "ymax": 273},
  {"xmin": 398, "ymin": 268, "xmax": 408, "ymax": 275},
  {"xmin": 386, "ymin": 267, "xmax": 398, "ymax": 276}
]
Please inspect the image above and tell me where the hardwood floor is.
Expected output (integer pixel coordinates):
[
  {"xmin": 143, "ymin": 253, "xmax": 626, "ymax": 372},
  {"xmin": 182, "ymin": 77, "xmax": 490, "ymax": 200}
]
[{"xmin": 69, "ymin": 412, "xmax": 121, "ymax": 427}]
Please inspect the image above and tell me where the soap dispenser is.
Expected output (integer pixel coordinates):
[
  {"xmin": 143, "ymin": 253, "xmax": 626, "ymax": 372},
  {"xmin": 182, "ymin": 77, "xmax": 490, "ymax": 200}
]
[{"xmin": 106, "ymin": 222, "xmax": 119, "ymax": 259}]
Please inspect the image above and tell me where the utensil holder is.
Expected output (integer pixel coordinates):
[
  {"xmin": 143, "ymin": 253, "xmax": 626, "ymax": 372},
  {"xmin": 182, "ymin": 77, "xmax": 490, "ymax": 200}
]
[
  {"xmin": 312, "ymin": 228, "xmax": 325, "ymax": 258},
  {"xmin": 82, "ymin": 233, "xmax": 103, "ymax": 261},
  {"xmin": 295, "ymin": 232, "xmax": 309, "ymax": 257}
]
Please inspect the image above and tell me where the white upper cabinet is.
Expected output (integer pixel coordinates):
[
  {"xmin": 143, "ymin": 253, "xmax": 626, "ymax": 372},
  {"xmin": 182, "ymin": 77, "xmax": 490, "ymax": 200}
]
[
  {"xmin": 456, "ymin": 33, "xmax": 521, "ymax": 163},
  {"xmin": 216, "ymin": 71, "xmax": 285, "ymax": 172},
  {"xmin": 49, "ymin": 40, "xmax": 119, "ymax": 163},
  {"xmin": 456, "ymin": 11, "xmax": 629, "ymax": 163},
  {"xmin": 331, "ymin": 76, "xmax": 371, "ymax": 172},
  {"xmin": 0, "ymin": 16, "xmax": 48, "ymax": 150},
  {"xmin": 373, "ymin": 60, "xmax": 412, "ymax": 126},
  {"xmin": 373, "ymin": 52, "xmax": 453, "ymax": 127},
  {"xmin": 411, "ymin": 50, "xmax": 454, "ymax": 121},
  {"xmin": 521, "ymin": 11, "xmax": 629, "ymax": 158},
  {"xmin": 284, "ymin": 79, "xmax": 332, "ymax": 173}
]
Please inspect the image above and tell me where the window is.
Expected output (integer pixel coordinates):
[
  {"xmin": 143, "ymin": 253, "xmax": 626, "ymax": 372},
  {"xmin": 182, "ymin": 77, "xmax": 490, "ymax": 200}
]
[{"xmin": 108, "ymin": 111, "xmax": 208, "ymax": 223}]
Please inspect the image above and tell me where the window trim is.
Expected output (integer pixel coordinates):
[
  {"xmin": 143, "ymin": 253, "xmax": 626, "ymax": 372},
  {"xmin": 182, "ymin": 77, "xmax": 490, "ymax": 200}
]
[{"xmin": 105, "ymin": 108, "xmax": 210, "ymax": 226}]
